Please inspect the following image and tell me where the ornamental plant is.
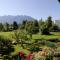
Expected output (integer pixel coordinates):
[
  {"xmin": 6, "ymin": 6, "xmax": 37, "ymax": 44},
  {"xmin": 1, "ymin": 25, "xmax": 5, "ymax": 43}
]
[
  {"xmin": 19, "ymin": 51, "xmax": 24, "ymax": 58},
  {"xmin": 25, "ymin": 52, "xmax": 33, "ymax": 60}
]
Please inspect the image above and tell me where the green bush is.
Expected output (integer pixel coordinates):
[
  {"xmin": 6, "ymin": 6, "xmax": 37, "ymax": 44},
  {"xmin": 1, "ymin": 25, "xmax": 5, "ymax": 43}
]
[
  {"xmin": 29, "ymin": 45, "xmax": 40, "ymax": 52},
  {"xmin": 0, "ymin": 35, "xmax": 14, "ymax": 56},
  {"xmin": 45, "ymin": 54, "xmax": 53, "ymax": 60},
  {"xmin": 46, "ymin": 41, "xmax": 56, "ymax": 48}
]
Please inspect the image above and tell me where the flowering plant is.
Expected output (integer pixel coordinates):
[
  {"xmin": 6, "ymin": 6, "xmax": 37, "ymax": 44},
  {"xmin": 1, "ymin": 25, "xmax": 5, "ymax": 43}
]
[
  {"xmin": 19, "ymin": 51, "xmax": 24, "ymax": 58},
  {"xmin": 25, "ymin": 52, "xmax": 33, "ymax": 60}
]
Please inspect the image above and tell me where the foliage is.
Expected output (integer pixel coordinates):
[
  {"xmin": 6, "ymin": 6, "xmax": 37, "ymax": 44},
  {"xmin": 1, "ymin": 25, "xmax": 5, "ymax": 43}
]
[
  {"xmin": 13, "ymin": 21, "xmax": 18, "ymax": 30},
  {"xmin": 0, "ymin": 36, "xmax": 14, "ymax": 60},
  {"xmin": 20, "ymin": 20, "xmax": 27, "ymax": 29},
  {"xmin": 13, "ymin": 30, "xmax": 29, "ymax": 49},
  {"xmin": 40, "ymin": 22, "xmax": 50, "ymax": 35},
  {"xmin": 25, "ymin": 20, "xmax": 39, "ymax": 34},
  {"xmin": 46, "ymin": 41, "xmax": 56, "ymax": 48},
  {"xmin": 0, "ymin": 23, "xmax": 4, "ymax": 31},
  {"xmin": 12, "ymin": 51, "xmax": 25, "ymax": 60},
  {"xmin": 51, "ymin": 24, "xmax": 60, "ymax": 32},
  {"xmin": 29, "ymin": 45, "xmax": 40, "ymax": 52},
  {"xmin": 46, "ymin": 16, "xmax": 52, "ymax": 29},
  {"xmin": 45, "ymin": 54, "xmax": 53, "ymax": 60},
  {"xmin": 6, "ymin": 23, "xmax": 10, "ymax": 31}
]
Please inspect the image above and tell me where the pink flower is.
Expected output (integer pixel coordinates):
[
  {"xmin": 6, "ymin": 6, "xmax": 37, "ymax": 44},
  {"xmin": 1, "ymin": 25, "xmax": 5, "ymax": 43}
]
[{"xmin": 26, "ymin": 52, "xmax": 32, "ymax": 60}]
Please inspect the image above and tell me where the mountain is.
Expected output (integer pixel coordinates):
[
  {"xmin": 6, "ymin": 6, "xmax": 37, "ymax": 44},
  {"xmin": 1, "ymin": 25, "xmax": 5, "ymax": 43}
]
[{"xmin": 0, "ymin": 15, "xmax": 35, "ymax": 24}]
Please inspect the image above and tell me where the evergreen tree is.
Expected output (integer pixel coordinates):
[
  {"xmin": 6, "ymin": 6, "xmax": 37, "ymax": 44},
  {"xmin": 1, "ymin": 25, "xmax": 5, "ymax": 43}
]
[
  {"xmin": 13, "ymin": 21, "xmax": 18, "ymax": 30},
  {"xmin": 5, "ymin": 23, "xmax": 10, "ymax": 31},
  {"xmin": 47, "ymin": 16, "xmax": 52, "ymax": 28},
  {"xmin": 0, "ymin": 23, "xmax": 4, "ymax": 31}
]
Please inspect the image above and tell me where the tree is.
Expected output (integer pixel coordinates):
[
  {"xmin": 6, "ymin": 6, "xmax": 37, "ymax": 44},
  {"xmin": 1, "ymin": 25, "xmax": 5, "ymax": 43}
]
[
  {"xmin": 39, "ymin": 19, "xmax": 50, "ymax": 35},
  {"xmin": 0, "ymin": 36, "xmax": 14, "ymax": 59},
  {"xmin": 13, "ymin": 21, "xmax": 18, "ymax": 30},
  {"xmin": 0, "ymin": 23, "xmax": 4, "ymax": 31},
  {"xmin": 41, "ymin": 23, "xmax": 50, "ymax": 35},
  {"xmin": 33, "ymin": 20, "xmax": 39, "ymax": 34},
  {"xmin": 39, "ymin": 18, "xmax": 45, "ymax": 32},
  {"xmin": 20, "ymin": 20, "xmax": 27, "ymax": 29},
  {"xmin": 46, "ymin": 16, "xmax": 52, "ymax": 29},
  {"xmin": 51, "ymin": 24, "xmax": 60, "ymax": 32},
  {"xmin": 13, "ymin": 30, "xmax": 29, "ymax": 49},
  {"xmin": 5, "ymin": 22, "xmax": 10, "ymax": 31},
  {"xmin": 25, "ymin": 20, "xmax": 39, "ymax": 34},
  {"xmin": 25, "ymin": 21, "xmax": 34, "ymax": 37},
  {"xmin": 33, "ymin": 20, "xmax": 39, "ymax": 27}
]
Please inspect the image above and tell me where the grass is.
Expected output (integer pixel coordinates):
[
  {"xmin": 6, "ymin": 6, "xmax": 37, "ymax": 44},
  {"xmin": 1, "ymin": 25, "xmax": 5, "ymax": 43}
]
[
  {"xmin": 0, "ymin": 32, "xmax": 60, "ymax": 40},
  {"xmin": 0, "ymin": 32, "xmax": 14, "ymax": 40},
  {"xmin": 32, "ymin": 32, "xmax": 60, "ymax": 40}
]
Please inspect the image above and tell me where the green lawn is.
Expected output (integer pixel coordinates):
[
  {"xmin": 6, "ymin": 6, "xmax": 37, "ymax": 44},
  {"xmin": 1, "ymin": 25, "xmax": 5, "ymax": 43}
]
[
  {"xmin": 0, "ymin": 32, "xmax": 14, "ymax": 40},
  {"xmin": 32, "ymin": 32, "xmax": 60, "ymax": 40},
  {"xmin": 0, "ymin": 32, "xmax": 60, "ymax": 40}
]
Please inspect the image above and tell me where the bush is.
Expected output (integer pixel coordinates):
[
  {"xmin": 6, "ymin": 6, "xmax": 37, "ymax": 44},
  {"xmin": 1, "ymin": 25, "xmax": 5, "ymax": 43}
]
[
  {"xmin": 48, "ymin": 39, "xmax": 60, "ymax": 43},
  {"xmin": 41, "ymin": 23, "xmax": 50, "ymax": 35},
  {"xmin": 46, "ymin": 41, "xmax": 56, "ymax": 48},
  {"xmin": 0, "ymin": 35, "xmax": 14, "ymax": 56},
  {"xmin": 54, "ymin": 52, "xmax": 60, "ymax": 57},
  {"xmin": 29, "ymin": 45, "xmax": 40, "ymax": 52},
  {"xmin": 51, "ymin": 25, "xmax": 60, "ymax": 32},
  {"xmin": 45, "ymin": 54, "xmax": 53, "ymax": 60}
]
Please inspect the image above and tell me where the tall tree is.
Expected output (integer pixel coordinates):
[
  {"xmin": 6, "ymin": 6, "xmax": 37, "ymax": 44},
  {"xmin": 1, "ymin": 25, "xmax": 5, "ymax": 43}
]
[
  {"xmin": 13, "ymin": 21, "xmax": 18, "ymax": 30},
  {"xmin": 39, "ymin": 18, "xmax": 45, "ymax": 32},
  {"xmin": 47, "ymin": 16, "xmax": 52, "ymax": 28},
  {"xmin": 5, "ymin": 22, "xmax": 10, "ymax": 31},
  {"xmin": 40, "ymin": 22, "xmax": 50, "ymax": 35},
  {"xmin": 25, "ymin": 20, "xmax": 39, "ymax": 34},
  {"xmin": 25, "ymin": 21, "xmax": 33, "ymax": 33},
  {"xmin": 20, "ymin": 20, "xmax": 27, "ymax": 29},
  {"xmin": 33, "ymin": 20, "xmax": 39, "ymax": 27},
  {"xmin": 0, "ymin": 23, "xmax": 4, "ymax": 31}
]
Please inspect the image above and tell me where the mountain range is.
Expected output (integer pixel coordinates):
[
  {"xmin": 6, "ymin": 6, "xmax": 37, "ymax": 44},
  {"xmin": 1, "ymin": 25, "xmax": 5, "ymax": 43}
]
[{"xmin": 0, "ymin": 15, "xmax": 35, "ymax": 24}]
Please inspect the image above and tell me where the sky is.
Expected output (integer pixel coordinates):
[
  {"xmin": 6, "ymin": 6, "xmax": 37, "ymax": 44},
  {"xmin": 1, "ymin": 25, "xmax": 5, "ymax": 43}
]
[{"xmin": 0, "ymin": 0, "xmax": 60, "ymax": 20}]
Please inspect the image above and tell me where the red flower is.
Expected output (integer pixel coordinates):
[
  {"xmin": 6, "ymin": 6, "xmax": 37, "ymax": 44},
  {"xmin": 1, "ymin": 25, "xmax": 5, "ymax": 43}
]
[
  {"xmin": 26, "ymin": 52, "xmax": 32, "ymax": 60},
  {"xmin": 19, "ymin": 51, "xmax": 24, "ymax": 57}
]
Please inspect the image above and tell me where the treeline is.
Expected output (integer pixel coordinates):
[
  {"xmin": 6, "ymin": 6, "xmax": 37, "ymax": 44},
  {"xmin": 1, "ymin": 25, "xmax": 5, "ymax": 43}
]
[
  {"xmin": 0, "ymin": 21, "xmax": 18, "ymax": 32},
  {"xmin": 0, "ymin": 16, "xmax": 60, "ymax": 35},
  {"xmin": 20, "ymin": 16, "xmax": 60, "ymax": 35}
]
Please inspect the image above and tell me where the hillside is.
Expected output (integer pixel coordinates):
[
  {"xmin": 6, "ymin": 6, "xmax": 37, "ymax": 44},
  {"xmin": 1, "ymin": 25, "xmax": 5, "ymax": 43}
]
[{"xmin": 0, "ymin": 15, "xmax": 35, "ymax": 24}]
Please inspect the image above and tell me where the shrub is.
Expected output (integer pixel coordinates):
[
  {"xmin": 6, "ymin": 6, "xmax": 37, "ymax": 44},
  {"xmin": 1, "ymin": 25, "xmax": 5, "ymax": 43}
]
[
  {"xmin": 54, "ymin": 52, "xmax": 60, "ymax": 57},
  {"xmin": 46, "ymin": 41, "xmax": 56, "ymax": 48},
  {"xmin": 45, "ymin": 54, "xmax": 53, "ymax": 60},
  {"xmin": 40, "ymin": 23, "xmax": 50, "ymax": 35},
  {"xmin": 29, "ymin": 45, "xmax": 40, "ymax": 52},
  {"xmin": 0, "ymin": 35, "xmax": 14, "ymax": 56}
]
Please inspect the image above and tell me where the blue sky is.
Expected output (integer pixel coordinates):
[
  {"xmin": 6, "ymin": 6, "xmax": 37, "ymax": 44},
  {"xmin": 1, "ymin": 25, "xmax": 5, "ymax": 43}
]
[{"xmin": 0, "ymin": 0, "xmax": 60, "ymax": 20}]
